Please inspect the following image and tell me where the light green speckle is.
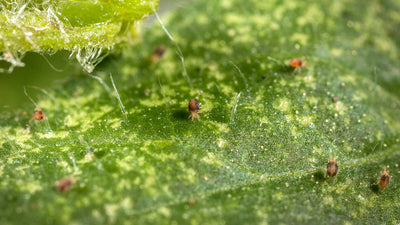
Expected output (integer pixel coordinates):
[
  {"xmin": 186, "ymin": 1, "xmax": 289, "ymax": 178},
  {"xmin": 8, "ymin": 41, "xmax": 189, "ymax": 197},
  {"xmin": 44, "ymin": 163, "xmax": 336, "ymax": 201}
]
[{"xmin": 273, "ymin": 98, "xmax": 291, "ymax": 112}]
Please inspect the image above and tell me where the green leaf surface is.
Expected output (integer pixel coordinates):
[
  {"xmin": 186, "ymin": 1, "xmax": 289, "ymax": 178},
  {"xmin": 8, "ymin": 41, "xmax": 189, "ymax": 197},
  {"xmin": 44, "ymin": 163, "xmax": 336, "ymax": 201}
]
[
  {"xmin": 0, "ymin": 0, "xmax": 158, "ymax": 72},
  {"xmin": 1, "ymin": 0, "xmax": 400, "ymax": 224}
]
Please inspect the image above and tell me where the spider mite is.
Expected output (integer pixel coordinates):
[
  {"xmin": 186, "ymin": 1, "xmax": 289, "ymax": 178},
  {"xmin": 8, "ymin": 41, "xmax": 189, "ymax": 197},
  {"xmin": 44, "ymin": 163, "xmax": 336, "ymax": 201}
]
[
  {"xmin": 188, "ymin": 99, "xmax": 200, "ymax": 121},
  {"xmin": 56, "ymin": 177, "xmax": 73, "ymax": 192},
  {"xmin": 32, "ymin": 109, "xmax": 45, "ymax": 121},
  {"xmin": 379, "ymin": 167, "xmax": 390, "ymax": 188},
  {"xmin": 33, "ymin": 109, "xmax": 45, "ymax": 120},
  {"xmin": 290, "ymin": 58, "xmax": 304, "ymax": 72},
  {"xmin": 332, "ymin": 96, "xmax": 339, "ymax": 103},
  {"xmin": 326, "ymin": 154, "xmax": 338, "ymax": 177},
  {"xmin": 188, "ymin": 198, "xmax": 196, "ymax": 205},
  {"xmin": 150, "ymin": 45, "xmax": 166, "ymax": 64},
  {"xmin": 4, "ymin": 52, "xmax": 12, "ymax": 58}
]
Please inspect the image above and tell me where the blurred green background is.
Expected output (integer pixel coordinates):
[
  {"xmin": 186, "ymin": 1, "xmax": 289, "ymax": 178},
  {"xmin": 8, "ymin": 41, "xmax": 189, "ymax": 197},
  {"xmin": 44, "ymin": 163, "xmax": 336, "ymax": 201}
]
[{"xmin": 0, "ymin": 52, "xmax": 78, "ymax": 108}]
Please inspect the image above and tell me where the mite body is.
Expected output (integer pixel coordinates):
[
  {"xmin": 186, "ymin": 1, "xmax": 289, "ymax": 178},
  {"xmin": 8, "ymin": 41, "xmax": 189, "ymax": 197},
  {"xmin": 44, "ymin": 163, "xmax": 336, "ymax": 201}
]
[
  {"xmin": 326, "ymin": 154, "xmax": 338, "ymax": 177},
  {"xmin": 151, "ymin": 45, "xmax": 166, "ymax": 64},
  {"xmin": 290, "ymin": 58, "xmax": 304, "ymax": 73},
  {"xmin": 33, "ymin": 109, "xmax": 45, "ymax": 121},
  {"xmin": 188, "ymin": 99, "xmax": 200, "ymax": 121},
  {"xmin": 4, "ymin": 52, "xmax": 12, "ymax": 59},
  {"xmin": 379, "ymin": 167, "xmax": 390, "ymax": 188},
  {"xmin": 56, "ymin": 177, "xmax": 73, "ymax": 192},
  {"xmin": 332, "ymin": 96, "xmax": 339, "ymax": 103},
  {"xmin": 188, "ymin": 198, "xmax": 196, "ymax": 205}
]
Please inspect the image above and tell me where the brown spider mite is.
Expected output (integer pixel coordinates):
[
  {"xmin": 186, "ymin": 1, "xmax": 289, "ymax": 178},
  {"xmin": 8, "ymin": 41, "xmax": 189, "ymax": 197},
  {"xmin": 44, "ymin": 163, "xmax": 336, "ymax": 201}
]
[
  {"xmin": 56, "ymin": 177, "xmax": 73, "ymax": 192},
  {"xmin": 379, "ymin": 167, "xmax": 390, "ymax": 188},
  {"xmin": 150, "ymin": 45, "xmax": 166, "ymax": 64},
  {"xmin": 33, "ymin": 109, "xmax": 45, "ymax": 121},
  {"xmin": 188, "ymin": 99, "xmax": 200, "ymax": 121},
  {"xmin": 188, "ymin": 198, "xmax": 196, "ymax": 205},
  {"xmin": 290, "ymin": 58, "xmax": 305, "ymax": 72},
  {"xmin": 326, "ymin": 154, "xmax": 338, "ymax": 177}
]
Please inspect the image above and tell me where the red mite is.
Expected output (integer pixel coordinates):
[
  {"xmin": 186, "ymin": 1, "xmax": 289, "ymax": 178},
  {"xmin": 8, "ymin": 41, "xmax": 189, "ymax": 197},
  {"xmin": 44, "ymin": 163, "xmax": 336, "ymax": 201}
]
[
  {"xmin": 33, "ymin": 109, "xmax": 45, "ymax": 121},
  {"xmin": 56, "ymin": 177, "xmax": 73, "ymax": 192},
  {"xmin": 290, "ymin": 58, "xmax": 304, "ymax": 72},
  {"xmin": 379, "ymin": 167, "xmax": 390, "ymax": 188},
  {"xmin": 326, "ymin": 154, "xmax": 338, "ymax": 177},
  {"xmin": 188, "ymin": 99, "xmax": 200, "ymax": 121},
  {"xmin": 290, "ymin": 58, "xmax": 303, "ymax": 67}
]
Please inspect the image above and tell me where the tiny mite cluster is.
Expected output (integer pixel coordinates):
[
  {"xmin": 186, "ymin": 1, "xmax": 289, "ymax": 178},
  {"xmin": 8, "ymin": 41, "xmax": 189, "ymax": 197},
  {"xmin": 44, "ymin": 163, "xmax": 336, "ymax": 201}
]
[
  {"xmin": 56, "ymin": 177, "xmax": 73, "ymax": 192},
  {"xmin": 14, "ymin": 54, "xmax": 395, "ymax": 199},
  {"xmin": 379, "ymin": 167, "xmax": 390, "ymax": 188},
  {"xmin": 188, "ymin": 99, "xmax": 200, "ymax": 121},
  {"xmin": 326, "ymin": 154, "xmax": 338, "ymax": 177},
  {"xmin": 33, "ymin": 109, "xmax": 45, "ymax": 121}
]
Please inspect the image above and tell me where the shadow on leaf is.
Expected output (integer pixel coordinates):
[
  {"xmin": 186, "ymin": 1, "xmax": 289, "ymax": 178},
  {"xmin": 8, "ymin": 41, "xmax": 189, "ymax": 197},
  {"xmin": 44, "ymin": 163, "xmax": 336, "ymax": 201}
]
[
  {"xmin": 172, "ymin": 109, "xmax": 189, "ymax": 121},
  {"xmin": 369, "ymin": 178, "xmax": 380, "ymax": 194},
  {"xmin": 313, "ymin": 169, "xmax": 327, "ymax": 182}
]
